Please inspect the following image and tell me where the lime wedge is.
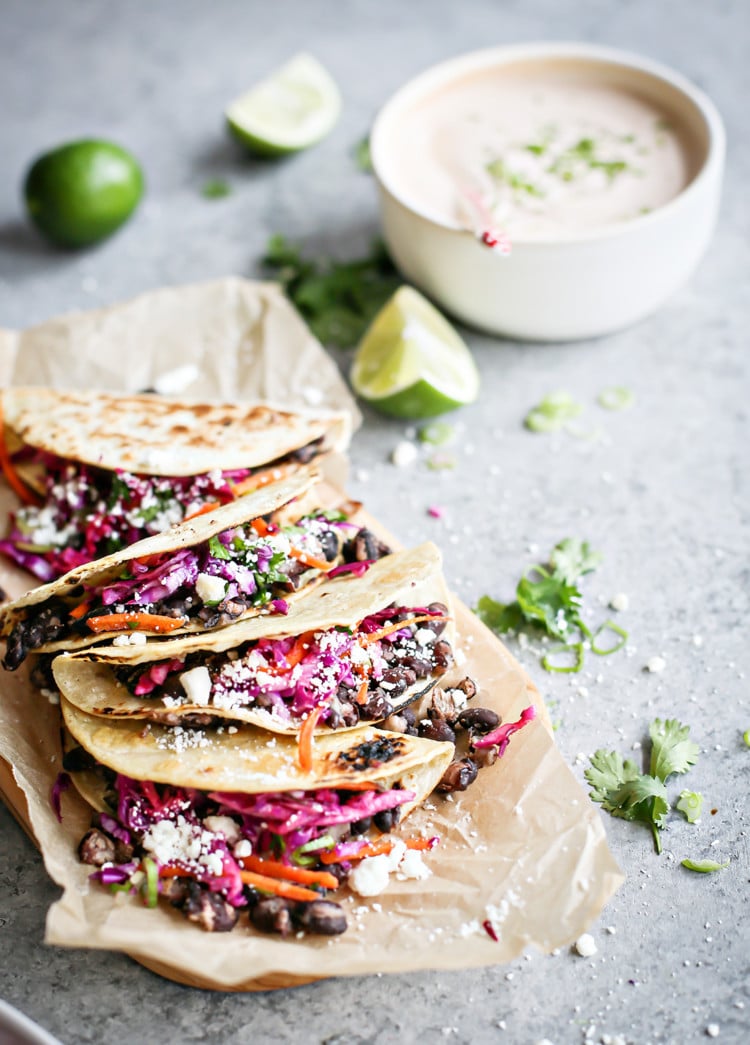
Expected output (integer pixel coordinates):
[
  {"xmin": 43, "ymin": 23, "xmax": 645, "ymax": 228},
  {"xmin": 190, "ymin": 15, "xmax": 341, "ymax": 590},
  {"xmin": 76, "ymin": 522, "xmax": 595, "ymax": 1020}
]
[
  {"xmin": 350, "ymin": 287, "xmax": 480, "ymax": 419},
  {"xmin": 226, "ymin": 54, "xmax": 341, "ymax": 155}
]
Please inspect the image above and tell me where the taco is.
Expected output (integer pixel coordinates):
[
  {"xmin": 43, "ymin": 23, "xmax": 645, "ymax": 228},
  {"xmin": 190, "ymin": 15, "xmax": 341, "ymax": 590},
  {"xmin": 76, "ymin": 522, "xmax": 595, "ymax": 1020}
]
[
  {"xmin": 1, "ymin": 471, "xmax": 390, "ymax": 670},
  {"xmin": 61, "ymin": 697, "xmax": 455, "ymax": 936},
  {"xmin": 0, "ymin": 387, "xmax": 351, "ymax": 582},
  {"xmin": 52, "ymin": 543, "xmax": 452, "ymax": 735}
]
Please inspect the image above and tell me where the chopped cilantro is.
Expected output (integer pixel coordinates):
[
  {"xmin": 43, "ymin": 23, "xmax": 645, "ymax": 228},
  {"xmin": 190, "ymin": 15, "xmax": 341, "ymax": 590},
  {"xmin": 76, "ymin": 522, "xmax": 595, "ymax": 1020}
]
[
  {"xmin": 525, "ymin": 143, "xmax": 547, "ymax": 156},
  {"xmin": 201, "ymin": 179, "xmax": 231, "ymax": 199},
  {"xmin": 586, "ymin": 717, "xmax": 700, "ymax": 854},
  {"xmin": 676, "ymin": 790, "xmax": 704, "ymax": 823},
  {"xmin": 107, "ymin": 475, "xmax": 132, "ymax": 511},
  {"xmin": 486, "ymin": 158, "xmax": 544, "ymax": 197},
  {"xmin": 681, "ymin": 858, "xmax": 729, "ymax": 874},
  {"xmin": 476, "ymin": 538, "xmax": 622, "ymax": 674},
  {"xmin": 354, "ymin": 136, "xmax": 373, "ymax": 173},
  {"xmin": 208, "ymin": 535, "xmax": 231, "ymax": 561},
  {"xmin": 262, "ymin": 235, "xmax": 400, "ymax": 348}
]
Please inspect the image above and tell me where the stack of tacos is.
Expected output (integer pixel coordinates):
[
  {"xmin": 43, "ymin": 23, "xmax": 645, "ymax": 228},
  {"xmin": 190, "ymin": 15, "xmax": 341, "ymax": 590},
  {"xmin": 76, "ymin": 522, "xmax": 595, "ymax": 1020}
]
[{"xmin": 1, "ymin": 389, "xmax": 535, "ymax": 940}]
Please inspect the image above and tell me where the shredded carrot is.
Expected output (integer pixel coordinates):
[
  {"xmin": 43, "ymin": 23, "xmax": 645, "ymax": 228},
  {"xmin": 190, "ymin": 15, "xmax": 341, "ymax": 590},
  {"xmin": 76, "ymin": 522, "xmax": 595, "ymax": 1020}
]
[
  {"xmin": 362, "ymin": 614, "xmax": 449, "ymax": 646},
  {"xmin": 320, "ymin": 838, "xmax": 437, "ymax": 865},
  {"xmin": 69, "ymin": 601, "xmax": 91, "ymax": 621},
  {"xmin": 355, "ymin": 679, "xmax": 369, "ymax": 705},
  {"xmin": 159, "ymin": 866, "xmax": 191, "ymax": 878},
  {"xmin": 298, "ymin": 704, "xmax": 325, "ymax": 772},
  {"xmin": 183, "ymin": 501, "xmax": 220, "ymax": 522},
  {"xmin": 86, "ymin": 611, "xmax": 187, "ymax": 634},
  {"xmin": 250, "ymin": 517, "xmax": 269, "ymax": 536},
  {"xmin": 289, "ymin": 546, "xmax": 332, "ymax": 573},
  {"xmin": 239, "ymin": 870, "xmax": 321, "ymax": 902},
  {"xmin": 238, "ymin": 856, "xmax": 339, "ymax": 891},
  {"xmin": 231, "ymin": 465, "xmax": 293, "ymax": 498},
  {"xmin": 0, "ymin": 403, "xmax": 42, "ymax": 507}
]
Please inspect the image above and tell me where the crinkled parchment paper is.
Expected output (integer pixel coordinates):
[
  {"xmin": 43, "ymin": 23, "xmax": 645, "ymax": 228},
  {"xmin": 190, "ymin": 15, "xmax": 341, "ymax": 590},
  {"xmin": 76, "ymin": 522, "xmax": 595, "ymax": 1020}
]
[{"xmin": 0, "ymin": 279, "xmax": 622, "ymax": 990}]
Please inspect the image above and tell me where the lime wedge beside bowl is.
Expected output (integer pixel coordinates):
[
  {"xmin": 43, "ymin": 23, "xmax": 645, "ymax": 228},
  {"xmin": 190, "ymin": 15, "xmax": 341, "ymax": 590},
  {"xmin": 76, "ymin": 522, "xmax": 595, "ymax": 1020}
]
[
  {"xmin": 226, "ymin": 54, "xmax": 341, "ymax": 156},
  {"xmin": 351, "ymin": 286, "xmax": 480, "ymax": 419}
]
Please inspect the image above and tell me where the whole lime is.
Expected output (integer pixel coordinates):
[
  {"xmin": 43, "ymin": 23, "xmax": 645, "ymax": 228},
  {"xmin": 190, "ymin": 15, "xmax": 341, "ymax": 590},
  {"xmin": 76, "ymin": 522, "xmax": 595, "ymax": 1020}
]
[{"xmin": 24, "ymin": 139, "xmax": 144, "ymax": 248}]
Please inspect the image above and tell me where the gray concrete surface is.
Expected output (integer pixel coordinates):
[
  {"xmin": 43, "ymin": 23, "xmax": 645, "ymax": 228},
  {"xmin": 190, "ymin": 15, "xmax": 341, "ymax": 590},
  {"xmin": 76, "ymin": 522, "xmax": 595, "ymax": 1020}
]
[{"xmin": 0, "ymin": 1, "xmax": 748, "ymax": 1043}]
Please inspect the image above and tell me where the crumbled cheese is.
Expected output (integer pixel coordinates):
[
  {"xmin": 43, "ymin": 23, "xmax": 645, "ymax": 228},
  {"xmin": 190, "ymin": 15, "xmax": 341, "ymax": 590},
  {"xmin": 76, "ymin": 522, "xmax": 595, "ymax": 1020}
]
[
  {"xmin": 179, "ymin": 665, "xmax": 212, "ymax": 705},
  {"xmin": 575, "ymin": 933, "xmax": 598, "ymax": 957},
  {"xmin": 203, "ymin": 851, "xmax": 224, "ymax": 877},
  {"xmin": 143, "ymin": 817, "xmax": 202, "ymax": 864},
  {"xmin": 646, "ymin": 655, "xmax": 666, "ymax": 674},
  {"xmin": 203, "ymin": 816, "xmax": 240, "ymax": 844},
  {"xmin": 414, "ymin": 627, "xmax": 436, "ymax": 647},
  {"xmin": 390, "ymin": 441, "xmax": 418, "ymax": 468},
  {"xmin": 706, "ymin": 1025, "xmax": 720, "ymax": 1038},
  {"xmin": 112, "ymin": 631, "xmax": 148, "ymax": 647},
  {"xmin": 397, "ymin": 848, "xmax": 432, "ymax": 881},
  {"xmin": 610, "ymin": 593, "xmax": 629, "ymax": 612},
  {"xmin": 112, "ymin": 635, "xmax": 130, "ymax": 647},
  {"xmin": 233, "ymin": 839, "xmax": 252, "ymax": 858},
  {"xmin": 349, "ymin": 855, "xmax": 392, "ymax": 896},
  {"xmin": 196, "ymin": 572, "xmax": 228, "ymax": 604}
]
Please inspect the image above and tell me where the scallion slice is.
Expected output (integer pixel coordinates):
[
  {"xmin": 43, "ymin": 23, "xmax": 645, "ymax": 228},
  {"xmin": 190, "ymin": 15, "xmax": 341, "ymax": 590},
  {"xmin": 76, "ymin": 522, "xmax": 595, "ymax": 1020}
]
[
  {"xmin": 542, "ymin": 642, "xmax": 584, "ymax": 673},
  {"xmin": 597, "ymin": 386, "xmax": 634, "ymax": 411},
  {"xmin": 590, "ymin": 619, "xmax": 628, "ymax": 656},
  {"xmin": 681, "ymin": 858, "xmax": 729, "ymax": 874},
  {"xmin": 141, "ymin": 858, "xmax": 159, "ymax": 908}
]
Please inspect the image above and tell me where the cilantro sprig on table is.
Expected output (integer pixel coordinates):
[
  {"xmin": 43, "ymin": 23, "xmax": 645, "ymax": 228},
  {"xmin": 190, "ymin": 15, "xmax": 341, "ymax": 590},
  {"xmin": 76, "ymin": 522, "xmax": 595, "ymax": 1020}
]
[
  {"xmin": 585, "ymin": 719, "xmax": 702, "ymax": 855},
  {"xmin": 263, "ymin": 235, "xmax": 400, "ymax": 348},
  {"xmin": 476, "ymin": 538, "xmax": 625, "ymax": 673}
]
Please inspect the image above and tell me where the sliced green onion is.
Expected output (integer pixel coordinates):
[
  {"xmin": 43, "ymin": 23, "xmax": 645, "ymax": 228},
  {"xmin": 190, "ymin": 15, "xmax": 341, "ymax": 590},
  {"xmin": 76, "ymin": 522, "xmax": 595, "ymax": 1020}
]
[
  {"xmin": 109, "ymin": 881, "xmax": 135, "ymax": 895},
  {"xmin": 743, "ymin": 729, "xmax": 750, "ymax": 748},
  {"xmin": 676, "ymin": 789, "xmax": 704, "ymax": 823},
  {"xmin": 590, "ymin": 619, "xmax": 628, "ymax": 656},
  {"xmin": 418, "ymin": 421, "xmax": 455, "ymax": 446},
  {"xmin": 141, "ymin": 857, "xmax": 159, "ymax": 908},
  {"xmin": 597, "ymin": 386, "xmax": 634, "ymax": 411},
  {"xmin": 270, "ymin": 833, "xmax": 286, "ymax": 858},
  {"xmin": 201, "ymin": 178, "xmax": 231, "ymax": 199},
  {"xmin": 425, "ymin": 452, "xmax": 456, "ymax": 471},
  {"xmin": 681, "ymin": 858, "xmax": 730, "ymax": 874},
  {"xmin": 542, "ymin": 642, "xmax": 584, "ymax": 673},
  {"xmin": 524, "ymin": 391, "xmax": 583, "ymax": 433},
  {"xmin": 292, "ymin": 834, "xmax": 336, "ymax": 867}
]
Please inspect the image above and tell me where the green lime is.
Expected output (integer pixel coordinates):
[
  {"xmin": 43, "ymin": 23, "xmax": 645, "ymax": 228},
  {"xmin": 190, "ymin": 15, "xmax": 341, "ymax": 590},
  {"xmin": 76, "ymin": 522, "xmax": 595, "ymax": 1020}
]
[
  {"xmin": 24, "ymin": 139, "xmax": 144, "ymax": 248},
  {"xmin": 226, "ymin": 53, "xmax": 341, "ymax": 156},
  {"xmin": 350, "ymin": 286, "xmax": 480, "ymax": 419}
]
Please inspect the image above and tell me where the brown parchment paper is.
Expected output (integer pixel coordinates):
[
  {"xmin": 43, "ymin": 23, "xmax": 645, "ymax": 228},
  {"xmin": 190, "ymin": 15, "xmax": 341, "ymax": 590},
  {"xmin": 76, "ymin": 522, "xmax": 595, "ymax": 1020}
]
[{"xmin": 0, "ymin": 279, "xmax": 623, "ymax": 990}]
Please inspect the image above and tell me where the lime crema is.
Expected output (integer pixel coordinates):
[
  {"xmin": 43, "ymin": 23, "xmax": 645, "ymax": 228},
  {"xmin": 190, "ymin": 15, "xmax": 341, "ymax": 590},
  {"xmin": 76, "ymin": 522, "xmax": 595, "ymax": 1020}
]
[{"xmin": 386, "ymin": 66, "xmax": 698, "ymax": 239}]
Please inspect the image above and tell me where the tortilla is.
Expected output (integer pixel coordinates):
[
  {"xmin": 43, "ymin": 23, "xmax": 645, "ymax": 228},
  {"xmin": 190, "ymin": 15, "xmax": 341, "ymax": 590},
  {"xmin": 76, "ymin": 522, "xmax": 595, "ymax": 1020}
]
[
  {"xmin": 52, "ymin": 543, "xmax": 452, "ymax": 735},
  {"xmin": 1, "ymin": 470, "xmax": 357, "ymax": 657},
  {"xmin": 2, "ymin": 387, "xmax": 351, "ymax": 477},
  {"xmin": 60, "ymin": 696, "xmax": 454, "ymax": 807}
]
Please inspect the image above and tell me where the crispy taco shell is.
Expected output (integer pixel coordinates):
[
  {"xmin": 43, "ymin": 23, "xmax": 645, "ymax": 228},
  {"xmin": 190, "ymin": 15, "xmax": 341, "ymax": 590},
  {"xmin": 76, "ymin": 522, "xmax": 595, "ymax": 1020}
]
[
  {"xmin": 53, "ymin": 543, "xmax": 452, "ymax": 735},
  {"xmin": 2, "ymin": 387, "xmax": 351, "ymax": 478},
  {"xmin": 1, "ymin": 470, "xmax": 348, "ymax": 653},
  {"xmin": 60, "ymin": 697, "xmax": 454, "ymax": 811}
]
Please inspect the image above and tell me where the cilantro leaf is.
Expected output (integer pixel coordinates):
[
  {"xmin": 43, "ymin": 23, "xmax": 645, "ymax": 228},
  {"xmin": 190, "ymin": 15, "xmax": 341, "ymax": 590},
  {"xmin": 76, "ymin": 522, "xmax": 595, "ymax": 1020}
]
[
  {"xmin": 263, "ymin": 236, "xmax": 400, "ymax": 348},
  {"xmin": 516, "ymin": 569, "xmax": 583, "ymax": 639},
  {"xmin": 354, "ymin": 136, "xmax": 373, "ymax": 173},
  {"xmin": 208, "ymin": 535, "xmax": 231, "ymax": 561},
  {"xmin": 649, "ymin": 719, "xmax": 700, "ymax": 782},
  {"xmin": 475, "ymin": 595, "xmax": 524, "ymax": 633},
  {"xmin": 586, "ymin": 749, "xmax": 668, "ymax": 853},
  {"xmin": 681, "ymin": 858, "xmax": 730, "ymax": 874},
  {"xmin": 550, "ymin": 538, "xmax": 602, "ymax": 585},
  {"xmin": 676, "ymin": 789, "xmax": 704, "ymax": 823}
]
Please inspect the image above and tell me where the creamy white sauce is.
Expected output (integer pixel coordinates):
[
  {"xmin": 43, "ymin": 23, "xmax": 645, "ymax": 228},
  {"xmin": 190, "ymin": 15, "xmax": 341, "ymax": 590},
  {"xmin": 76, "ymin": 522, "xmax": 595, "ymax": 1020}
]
[{"xmin": 386, "ymin": 67, "xmax": 696, "ymax": 240}]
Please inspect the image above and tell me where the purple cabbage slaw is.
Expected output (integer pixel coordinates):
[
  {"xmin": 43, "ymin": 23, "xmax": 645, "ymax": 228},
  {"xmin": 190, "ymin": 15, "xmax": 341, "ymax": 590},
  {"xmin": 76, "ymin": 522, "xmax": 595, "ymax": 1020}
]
[
  {"xmin": 91, "ymin": 774, "xmax": 415, "ymax": 906},
  {"xmin": 132, "ymin": 604, "xmax": 444, "ymax": 722},
  {"xmin": 0, "ymin": 450, "xmax": 252, "ymax": 582}
]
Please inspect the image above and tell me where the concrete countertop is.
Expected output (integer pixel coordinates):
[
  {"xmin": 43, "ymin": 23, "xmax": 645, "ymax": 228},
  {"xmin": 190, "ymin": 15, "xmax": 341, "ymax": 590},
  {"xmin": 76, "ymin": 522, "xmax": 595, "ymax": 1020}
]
[{"xmin": 0, "ymin": 1, "xmax": 747, "ymax": 1043}]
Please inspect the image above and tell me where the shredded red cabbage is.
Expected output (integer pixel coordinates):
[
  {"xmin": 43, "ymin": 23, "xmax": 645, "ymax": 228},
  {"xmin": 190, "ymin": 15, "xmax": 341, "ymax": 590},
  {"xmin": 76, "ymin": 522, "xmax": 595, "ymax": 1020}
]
[
  {"xmin": 51, "ymin": 771, "xmax": 71, "ymax": 822},
  {"xmin": 327, "ymin": 560, "xmax": 374, "ymax": 579},
  {"xmin": 472, "ymin": 705, "xmax": 536, "ymax": 752}
]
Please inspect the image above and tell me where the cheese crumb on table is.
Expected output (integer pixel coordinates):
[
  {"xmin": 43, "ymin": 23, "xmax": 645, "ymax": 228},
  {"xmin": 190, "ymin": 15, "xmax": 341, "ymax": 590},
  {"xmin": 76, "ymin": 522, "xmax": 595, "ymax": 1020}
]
[
  {"xmin": 646, "ymin": 655, "xmax": 666, "ymax": 673},
  {"xmin": 575, "ymin": 932, "xmax": 598, "ymax": 957}
]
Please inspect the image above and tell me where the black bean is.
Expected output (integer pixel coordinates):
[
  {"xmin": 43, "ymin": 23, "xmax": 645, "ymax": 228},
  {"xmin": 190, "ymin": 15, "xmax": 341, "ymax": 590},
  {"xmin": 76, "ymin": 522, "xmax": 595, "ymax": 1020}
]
[
  {"xmin": 360, "ymin": 691, "xmax": 393, "ymax": 720},
  {"xmin": 318, "ymin": 529, "xmax": 340, "ymax": 562},
  {"xmin": 454, "ymin": 676, "xmax": 477, "ymax": 700},
  {"xmin": 437, "ymin": 758, "xmax": 479, "ymax": 793},
  {"xmin": 289, "ymin": 437, "xmax": 323, "ymax": 464},
  {"xmin": 161, "ymin": 595, "xmax": 197, "ymax": 618},
  {"xmin": 62, "ymin": 745, "xmax": 97, "ymax": 773},
  {"xmin": 344, "ymin": 528, "xmax": 390, "ymax": 563},
  {"xmin": 250, "ymin": 896, "xmax": 294, "ymax": 936},
  {"xmin": 350, "ymin": 816, "xmax": 372, "ymax": 835},
  {"xmin": 418, "ymin": 719, "xmax": 456, "ymax": 744},
  {"xmin": 183, "ymin": 883, "xmax": 239, "ymax": 932},
  {"xmin": 294, "ymin": 900, "xmax": 347, "ymax": 936},
  {"xmin": 163, "ymin": 877, "xmax": 190, "ymax": 908},
  {"xmin": 78, "ymin": 829, "xmax": 116, "ymax": 866},
  {"xmin": 420, "ymin": 603, "xmax": 449, "ymax": 637},
  {"xmin": 432, "ymin": 640, "xmax": 454, "ymax": 676},
  {"xmin": 373, "ymin": 806, "xmax": 402, "ymax": 832},
  {"xmin": 457, "ymin": 707, "xmax": 500, "ymax": 733},
  {"xmin": 402, "ymin": 707, "xmax": 416, "ymax": 727}
]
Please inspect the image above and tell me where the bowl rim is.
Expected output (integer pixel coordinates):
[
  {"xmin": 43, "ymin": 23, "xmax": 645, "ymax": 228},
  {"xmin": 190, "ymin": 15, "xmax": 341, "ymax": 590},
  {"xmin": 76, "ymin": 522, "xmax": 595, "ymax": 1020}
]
[{"xmin": 370, "ymin": 41, "xmax": 726, "ymax": 247}]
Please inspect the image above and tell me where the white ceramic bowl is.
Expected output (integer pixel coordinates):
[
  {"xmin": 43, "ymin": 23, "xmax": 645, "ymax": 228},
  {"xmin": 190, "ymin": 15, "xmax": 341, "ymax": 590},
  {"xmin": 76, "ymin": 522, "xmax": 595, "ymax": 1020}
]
[{"xmin": 370, "ymin": 43, "xmax": 725, "ymax": 341}]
